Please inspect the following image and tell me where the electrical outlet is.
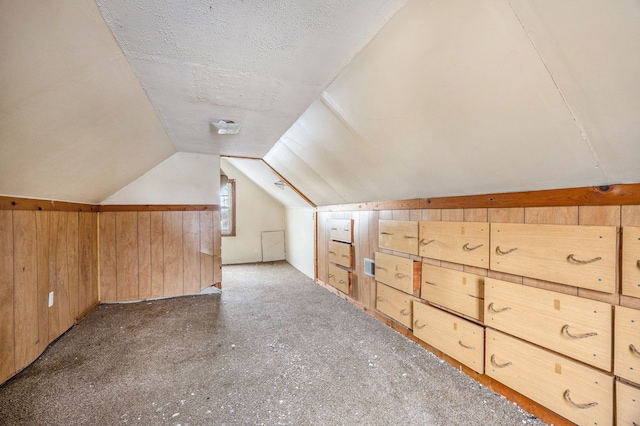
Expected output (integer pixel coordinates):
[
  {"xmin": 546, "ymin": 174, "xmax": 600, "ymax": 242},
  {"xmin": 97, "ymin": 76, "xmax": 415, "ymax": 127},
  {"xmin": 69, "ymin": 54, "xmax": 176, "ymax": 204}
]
[{"xmin": 48, "ymin": 291, "xmax": 54, "ymax": 307}]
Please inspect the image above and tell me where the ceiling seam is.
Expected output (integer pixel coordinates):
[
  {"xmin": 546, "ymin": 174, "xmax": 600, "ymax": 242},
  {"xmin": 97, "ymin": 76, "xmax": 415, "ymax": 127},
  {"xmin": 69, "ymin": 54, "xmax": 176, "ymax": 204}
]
[{"xmin": 505, "ymin": 0, "xmax": 608, "ymax": 183}]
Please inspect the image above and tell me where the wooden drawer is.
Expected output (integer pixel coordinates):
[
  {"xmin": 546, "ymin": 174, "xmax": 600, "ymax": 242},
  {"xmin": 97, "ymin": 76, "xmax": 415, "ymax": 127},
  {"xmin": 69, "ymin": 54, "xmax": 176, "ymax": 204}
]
[
  {"xmin": 329, "ymin": 219, "xmax": 353, "ymax": 243},
  {"xmin": 614, "ymin": 305, "xmax": 640, "ymax": 384},
  {"xmin": 421, "ymin": 263, "xmax": 484, "ymax": 321},
  {"xmin": 484, "ymin": 277, "xmax": 611, "ymax": 371},
  {"xmin": 379, "ymin": 220, "xmax": 419, "ymax": 255},
  {"xmin": 328, "ymin": 240, "xmax": 353, "ymax": 268},
  {"xmin": 486, "ymin": 328, "xmax": 613, "ymax": 426},
  {"xmin": 622, "ymin": 227, "xmax": 640, "ymax": 298},
  {"xmin": 413, "ymin": 302, "xmax": 485, "ymax": 373},
  {"xmin": 490, "ymin": 223, "xmax": 617, "ymax": 293},
  {"xmin": 418, "ymin": 221, "xmax": 489, "ymax": 268},
  {"xmin": 374, "ymin": 252, "xmax": 420, "ymax": 295},
  {"xmin": 376, "ymin": 282, "xmax": 420, "ymax": 329},
  {"xmin": 328, "ymin": 264, "xmax": 351, "ymax": 294},
  {"xmin": 616, "ymin": 380, "xmax": 640, "ymax": 426}
]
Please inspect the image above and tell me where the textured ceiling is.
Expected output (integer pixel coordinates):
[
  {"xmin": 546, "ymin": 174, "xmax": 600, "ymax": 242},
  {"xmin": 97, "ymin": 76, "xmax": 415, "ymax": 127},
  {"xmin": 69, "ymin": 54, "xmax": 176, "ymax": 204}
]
[{"xmin": 96, "ymin": 0, "xmax": 408, "ymax": 158}]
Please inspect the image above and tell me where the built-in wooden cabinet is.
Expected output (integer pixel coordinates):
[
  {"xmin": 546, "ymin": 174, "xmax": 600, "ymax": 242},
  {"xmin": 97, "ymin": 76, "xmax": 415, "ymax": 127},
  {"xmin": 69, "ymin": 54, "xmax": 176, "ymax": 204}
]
[
  {"xmin": 419, "ymin": 221, "xmax": 489, "ymax": 268},
  {"xmin": 328, "ymin": 240, "xmax": 353, "ymax": 268},
  {"xmin": 616, "ymin": 380, "xmax": 640, "ymax": 426},
  {"xmin": 328, "ymin": 263, "xmax": 351, "ymax": 294},
  {"xmin": 330, "ymin": 219, "xmax": 353, "ymax": 244},
  {"xmin": 622, "ymin": 226, "xmax": 640, "ymax": 298},
  {"xmin": 421, "ymin": 263, "xmax": 484, "ymax": 322},
  {"xmin": 614, "ymin": 305, "xmax": 640, "ymax": 385},
  {"xmin": 376, "ymin": 282, "xmax": 420, "ymax": 329},
  {"xmin": 374, "ymin": 251, "xmax": 420, "ymax": 296},
  {"xmin": 327, "ymin": 219, "xmax": 354, "ymax": 294},
  {"xmin": 379, "ymin": 220, "xmax": 419, "ymax": 255}
]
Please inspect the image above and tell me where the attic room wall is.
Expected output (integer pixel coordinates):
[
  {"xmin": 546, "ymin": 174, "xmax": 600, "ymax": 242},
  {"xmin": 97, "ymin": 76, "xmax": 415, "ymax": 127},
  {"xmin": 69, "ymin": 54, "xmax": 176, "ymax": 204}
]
[
  {"xmin": 284, "ymin": 207, "xmax": 315, "ymax": 279},
  {"xmin": 221, "ymin": 159, "xmax": 285, "ymax": 265}
]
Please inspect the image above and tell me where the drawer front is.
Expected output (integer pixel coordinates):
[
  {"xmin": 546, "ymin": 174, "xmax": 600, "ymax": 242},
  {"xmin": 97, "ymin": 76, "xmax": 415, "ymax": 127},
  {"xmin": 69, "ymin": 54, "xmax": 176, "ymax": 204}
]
[
  {"xmin": 616, "ymin": 380, "xmax": 640, "ymax": 426},
  {"xmin": 374, "ymin": 252, "xmax": 420, "ymax": 295},
  {"xmin": 328, "ymin": 264, "xmax": 351, "ymax": 294},
  {"xmin": 622, "ymin": 227, "xmax": 640, "ymax": 298},
  {"xmin": 486, "ymin": 329, "xmax": 613, "ymax": 426},
  {"xmin": 379, "ymin": 220, "xmax": 419, "ymax": 255},
  {"xmin": 421, "ymin": 263, "xmax": 484, "ymax": 321},
  {"xmin": 484, "ymin": 277, "xmax": 611, "ymax": 371},
  {"xmin": 413, "ymin": 302, "xmax": 485, "ymax": 373},
  {"xmin": 328, "ymin": 240, "xmax": 352, "ymax": 268},
  {"xmin": 490, "ymin": 223, "xmax": 617, "ymax": 293},
  {"xmin": 376, "ymin": 282, "xmax": 419, "ymax": 329},
  {"xmin": 614, "ymin": 305, "xmax": 640, "ymax": 384},
  {"xmin": 418, "ymin": 221, "xmax": 489, "ymax": 268},
  {"xmin": 329, "ymin": 219, "xmax": 353, "ymax": 243}
]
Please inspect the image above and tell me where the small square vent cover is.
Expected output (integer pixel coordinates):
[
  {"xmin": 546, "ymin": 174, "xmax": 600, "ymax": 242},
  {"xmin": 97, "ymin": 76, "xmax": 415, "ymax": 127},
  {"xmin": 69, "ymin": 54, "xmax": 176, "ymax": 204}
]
[{"xmin": 364, "ymin": 258, "xmax": 375, "ymax": 277}]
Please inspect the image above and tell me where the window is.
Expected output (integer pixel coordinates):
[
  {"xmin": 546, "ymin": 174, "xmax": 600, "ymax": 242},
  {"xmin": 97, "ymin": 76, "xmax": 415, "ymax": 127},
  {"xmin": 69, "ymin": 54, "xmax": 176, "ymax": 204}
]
[{"xmin": 220, "ymin": 179, "xmax": 236, "ymax": 236}]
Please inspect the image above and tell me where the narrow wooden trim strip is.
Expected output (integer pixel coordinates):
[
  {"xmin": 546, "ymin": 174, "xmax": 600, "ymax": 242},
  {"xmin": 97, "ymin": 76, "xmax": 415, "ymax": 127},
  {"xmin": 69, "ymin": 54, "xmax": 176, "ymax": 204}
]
[
  {"xmin": 318, "ymin": 183, "xmax": 640, "ymax": 211},
  {"xmin": 0, "ymin": 196, "xmax": 99, "ymax": 212},
  {"xmin": 98, "ymin": 205, "xmax": 219, "ymax": 212},
  {"xmin": 261, "ymin": 159, "xmax": 317, "ymax": 208}
]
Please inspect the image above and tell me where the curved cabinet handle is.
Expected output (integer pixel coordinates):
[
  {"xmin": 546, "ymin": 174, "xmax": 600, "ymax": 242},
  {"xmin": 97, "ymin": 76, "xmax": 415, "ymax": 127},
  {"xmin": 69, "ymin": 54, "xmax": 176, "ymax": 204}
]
[
  {"xmin": 376, "ymin": 266, "xmax": 388, "ymax": 271},
  {"xmin": 328, "ymin": 274, "xmax": 334, "ymax": 280},
  {"xmin": 329, "ymin": 250, "xmax": 336, "ymax": 255},
  {"xmin": 562, "ymin": 324, "xmax": 597, "ymax": 339},
  {"xmin": 567, "ymin": 254, "xmax": 602, "ymax": 264},
  {"xmin": 377, "ymin": 296, "xmax": 386, "ymax": 302},
  {"xmin": 404, "ymin": 235, "xmax": 418, "ymax": 239},
  {"xmin": 420, "ymin": 239, "xmax": 435, "ymax": 246},
  {"xmin": 414, "ymin": 320, "xmax": 426, "ymax": 330},
  {"xmin": 330, "ymin": 227, "xmax": 338, "ymax": 230},
  {"xmin": 563, "ymin": 389, "xmax": 598, "ymax": 409},
  {"xmin": 341, "ymin": 254, "xmax": 350, "ymax": 258},
  {"xmin": 380, "ymin": 231, "xmax": 393, "ymax": 235},
  {"xmin": 637, "ymin": 259, "xmax": 640, "ymax": 267},
  {"xmin": 400, "ymin": 308, "xmax": 411, "ymax": 316},
  {"xmin": 490, "ymin": 354, "xmax": 512, "ymax": 368},
  {"xmin": 458, "ymin": 340, "xmax": 475, "ymax": 350},
  {"xmin": 423, "ymin": 281, "xmax": 437, "ymax": 286},
  {"xmin": 395, "ymin": 272, "xmax": 408, "ymax": 279},
  {"xmin": 463, "ymin": 243, "xmax": 483, "ymax": 251},
  {"xmin": 488, "ymin": 302, "xmax": 511, "ymax": 313},
  {"xmin": 495, "ymin": 246, "xmax": 517, "ymax": 255},
  {"xmin": 630, "ymin": 343, "xmax": 640, "ymax": 357},
  {"xmin": 468, "ymin": 294, "xmax": 482, "ymax": 300},
  {"xmin": 339, "ymin": 279, "xmax": 346, "ymax": 284}
]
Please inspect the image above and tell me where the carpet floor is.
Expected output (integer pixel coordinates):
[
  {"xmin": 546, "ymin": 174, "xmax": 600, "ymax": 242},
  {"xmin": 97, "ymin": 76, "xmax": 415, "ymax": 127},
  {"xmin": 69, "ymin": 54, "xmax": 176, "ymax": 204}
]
[{"xmin": 0, "ymin": 261, "xmax": 546, "ymax": 425}]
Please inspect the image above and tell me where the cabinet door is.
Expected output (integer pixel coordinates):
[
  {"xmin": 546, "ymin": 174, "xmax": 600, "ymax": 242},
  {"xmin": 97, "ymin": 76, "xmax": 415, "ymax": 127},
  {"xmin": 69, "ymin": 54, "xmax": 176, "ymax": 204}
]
[
  {"xmin": 419, "ymin": 221, "xmax": 489, "ymax": 268},
  {"xmin": 379, "ymin": 220, "xmax": 419, "ymax": 255},
  {"xmin": 328, "ymin": 240, "xmax": 352, "ymax": 268},
  {"xmin": 329, "ymin": 219, "xmax": 353, "ymax": 243},
  {"xmin": 616, "ymin": 380, "xmax": 640, "ymax": 426},
  {"xmin": 421, "ymin": 263, "xmax": 484, "ymax": 321},
  {"xmin": 484, "ymin": 277, "xmax": 611, "ymax": 371},
  {"xmin": 376, "ymin": 282, "xmax": 419, "ymax": 329},
  {"xmin": 486, "ymin": 329, "xmax": 613, "ymax": 426},
  {"xmin": 328, "ymin": 264, "xmax": 351, "ymax": 294},
  {"xmin": 622, "ymin": 226, "xmax": 640, "ymax": 298},
  {"xmin": 374, "ymin": 252, "xmax": 420, "ymax": 295},
  {"xmin": 614, "ymin": 305, "xmax": 640, "ymax": 384},
  {"xmin": 490, "ymin": 223, "xmax": 617, "ymax": 293}
]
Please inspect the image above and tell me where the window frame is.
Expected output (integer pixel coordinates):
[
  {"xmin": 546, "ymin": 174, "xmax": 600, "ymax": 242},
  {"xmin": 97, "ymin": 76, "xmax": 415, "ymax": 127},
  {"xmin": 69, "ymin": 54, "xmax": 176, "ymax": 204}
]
[{"xmin": 220, "ymin": 178, "xmax": 236, "ymax": 237}]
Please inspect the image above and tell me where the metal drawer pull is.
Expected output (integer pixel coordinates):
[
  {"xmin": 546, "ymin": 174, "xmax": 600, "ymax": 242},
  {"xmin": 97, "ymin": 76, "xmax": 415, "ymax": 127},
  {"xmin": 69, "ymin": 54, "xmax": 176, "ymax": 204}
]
[
  {"xmin": 488, "ymin": 302, "xmax": 511, "ymax": 313},
  {"xmin": 567, "ymin": 254, "xmax": 601, "ymax": 264},
  {"xmin": 463, "ymin": 243, "xmax": 483, "ymax": 251},
  {"xmin": 420, "ymin": 239, "xmax": 435, "ymax": 246},
  {"xmin": 458, "ymin": 340, "xmax": 475, "ymax": 350},
  {"xmin": 395, "ymin": 272, "xmax": 408, "ymax": 279},
  {"xmin": 630, "ymin": 343, "xmax": 640, "ymax": 357},
  {"xmin": 563, "ymin": 389, "xmax": 598, "ymax": 409},
  {"xmin": 562, "ymin": 324, "xmax": 597, "ymax": 339},
  {"xmin": 380, "ymin": 231, "xmax": 393, "ymax": 235},
  {"xmin": 468, "ymin": 294, "xmax": 482, "ymax": 300},
  {"xmin": 490, "ymin": 354, "xmax": 512, "ymax": 368},
  {"xmin": 400, "ymin": 308, "xmax": 411, "ymax": 316},
  {"xmin": 414, "ymin": 320, "xmax": 426, "ymax": 329},
  {"xmin": 495, "ymin": 246, "xmax": 517, "ymax": 255},
  {"xmin": 404, "ymin": 235, "xmax": 418, "ymax": 239}
]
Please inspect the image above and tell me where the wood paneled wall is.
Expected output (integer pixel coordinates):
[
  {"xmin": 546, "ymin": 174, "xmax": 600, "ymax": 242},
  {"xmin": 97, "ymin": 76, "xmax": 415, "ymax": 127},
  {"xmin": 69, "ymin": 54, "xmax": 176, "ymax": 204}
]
[
  {"xmin": 0, "ymin": 210, "xmax": 99, "ymax": 384},
  {"xmin": 99, "ymin": 210, "xmax": 222, "ymax": 303}
]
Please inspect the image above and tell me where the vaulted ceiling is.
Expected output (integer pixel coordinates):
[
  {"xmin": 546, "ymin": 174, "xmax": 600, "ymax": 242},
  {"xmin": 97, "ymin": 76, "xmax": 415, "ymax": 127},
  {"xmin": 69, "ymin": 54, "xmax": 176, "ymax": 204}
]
[{"xmin": 2, "ymin": 1, "xmax": 640, "ymax": 206}]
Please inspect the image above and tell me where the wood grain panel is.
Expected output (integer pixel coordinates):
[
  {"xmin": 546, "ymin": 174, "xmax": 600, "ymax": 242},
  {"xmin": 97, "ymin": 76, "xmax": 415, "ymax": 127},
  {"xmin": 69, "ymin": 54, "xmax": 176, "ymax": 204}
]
[
  {"xmin": 13, "ymin": 211, "xmax": 40, "ymax": 371},
  {"xmin": 488, "ymin": 208, "xmax": 524, "ymax": 223},
  {"xmin": 464, "ymin": 208, "xmax": 487, "ymax": 222},
  {"xmin": 392, "ymin": 210, "xmax": 410, "ymax": 221},
  {"xmin": 47, "ymin": 212, "xmax": 61, "ymax": 342},
  {"xmin": 150, "ymin": 211, "xmax": 164, "ymax": 298},
  {"xmin": 0, "ymin": 211, "xmax": 15, "ymax": 383},
  {"xmin": 578, "ymin": 205, "xmax": 620, "ymax": 226},
  {"xmin": 199, "ymin": 211, "xmax": 214, "ymax": 290},
  {"xmin": 66, "ymin": 213, "xmax": 79, "ymax": 319},
  {"xmin": 35, "ymin": 212, "xmax": 50, "ymax": 352},
  {"xmin": 137, "ymin": 212, "xmax": 152, "ymax": 299},
  {"xmin": 116, "ymin": 212, "xmax": 139, "ymax": 302},
  {"xmin": 52, "ymin": 211, "xmax": 73, "ymax": 337},
  {"xmin": 622, "ymin": 205, "xmax": 640, "ymax": 226},
  {"xmin": 183, "ymin": 211, "xmax": 201, "ymax": 295},
  {"xmin": 421, "ymin": 209, "xmax": 441, "ymax": 221},
  {"xmin": 441, "ymin": 209, "xmax": 464, "ymax": 222},
  {"xmin": 79, "ymin": 212, "xmax": 98, "ymax": 314},
  {"xmin": 99, "ymin": 212, "xmax": 117, "ymax": 302},
  {"xmin": 163, "ymin": 212, "xmax": 184, "ymax": 297},
  {"xmin": 524, "ymin": 206, "xmax": 579, "ymax": 225}
]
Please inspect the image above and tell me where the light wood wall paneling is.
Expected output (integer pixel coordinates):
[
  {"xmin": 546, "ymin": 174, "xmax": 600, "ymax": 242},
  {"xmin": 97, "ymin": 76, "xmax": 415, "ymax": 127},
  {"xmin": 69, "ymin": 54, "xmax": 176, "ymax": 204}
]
[
  {"xmin": 183, "ymin": 212, "xmax": 201, "ymax": 295},
  {"xmin": 463, "ymin": 208, "xmax": 489, "ymax": 276},
  {"xmin": 35, "ymin": 212, "xmax": 50, "ymax": 352},
  {"xmin": 392, "ymin": 210, "xmax": 409, "ymax": 221},
  {"xmin": 199, "ymin": 211, "xmax": 214, "ymax": 290},
  {"xmin": 620, "ymin": 206, "xmax": 640, "ymax": 309},
  {"xmin": 360, "ymin": 211, "xmax": 376, "ymax": 309},
  {"xmin": 212, "ymin": 210, "xmax": 222, "ymax": 287},
  {"xmin": 441, "ymin": 209, "xmax": 464, "ymax": 222},
  {"xmin": 163, "ymin": 211, "xmax": 184, "ymax": 297},
  {"xmin": 67, "ymin": 213, "xmax": 79, "ymax": 320},
  {"xmin": 99, "ymin": 212, "xmax": 117, "ymax": 302},
  {"xmin": 78, "ymin": 212, "xmax": 98, "ymax": 314},
  {"xmin": 0, "ymin": 211, "xmax": 15, "ymax": 383},
  {"xmin": 116, "ymin": 212, "xmax": 139, "ymax": 302},
  {"xmin": 379, "ymin": 210, "xmax": 393, "ymax": 220},
  {"xmin": 13, "ymin": 211, "xmax": 40, "ymax": 371},
  {"xmin": 487, "ymin": 208, "xmax": 524, "ymax": 283},
  {"xmin": 150, "ymin": 211, "xmax": 164, "ymax": 298},
  {"xmin": 137, "ymin": 212, "xmax": 152, "ymax": 299},
  {"xmin": 52, "ymin": 211, "xmax": 73, "ymax": 338},
  {"xmin": 524, "ymin": 206, "xmax": 579, "ymax": 225}
]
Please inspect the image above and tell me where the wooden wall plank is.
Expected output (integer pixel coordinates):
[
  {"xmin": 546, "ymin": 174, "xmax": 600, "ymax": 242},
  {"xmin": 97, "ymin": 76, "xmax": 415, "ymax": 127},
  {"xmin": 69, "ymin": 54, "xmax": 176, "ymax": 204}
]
[
  {"xmin": 150, "ymin": 212, "xmax": 164, "ymax": 298},
  {"xmin": 524, "ymin": 206, "xmax": 579, "ymax": 225},
  {"xmin": 183, "ymin": 211, "xmax": 201, "ymax": 295},
  {"xmin": 622, "ymin": 205, "xmax": 640, "ymax": 226},
  {"xmin": 317, "ymin": 213, "xmax": 329, "ymax": 284},
  {"xmin": 487, "ymin": 208, "xmax": 524, "ymax": 223},
  {"xmin": 0, "ymin": 211, "xmax": 15, "ymax": 383},
  {"xmin": 578, "ymin": 205, "xmax": 621, "ymax": 226},
  {"xmin": 392, "ymin": 210, "xmax": 410, "ymax": 220},
  {"xmin": 99, "ymin": 212, "xmax": 117, "ymax": 303},
  {"xmin": 137, "ymin": 212, "xmax": 152, "ymax": 300},
  {"xmin": 441, "ymin": 209, "xmax": 463, "ymax": 222},
  {"xmin": 35, "ymin": 212, "xmax": 50, "ymax": 353},
  {"xmin": 53, "ymin": 211, "xmax": 73, "ymax": 336},
  {"xmin": 212, "ymin": 210, "xmax": 222, "ymax": 287},
  {"xmin": 78, "ymin": 212, "xmax": 98, "ymax": 314},
  {"xmin": 115, "ymin": 212, "xmax": 139, "ymax": 302},
  {"xmin": 463, "ymin": 208, "xmax": 487, "ymax": 222},
  {"xmin": 66, "ymin": 213, "xmax": 80, "ymax": 320},
  {"xmin": 47, "ymin": 212, "xmax": 61, "ymax": 342},
  {"xmin": 199, "ymin": 211, "xmax": 214, "ymax": 290},
  {"xmin": 13, "ymin": 211, "xmax": 40, "ymax": 371},
  {"xmin": 163, "ymin": 212, "xmax": 184, "ymax": 297}
]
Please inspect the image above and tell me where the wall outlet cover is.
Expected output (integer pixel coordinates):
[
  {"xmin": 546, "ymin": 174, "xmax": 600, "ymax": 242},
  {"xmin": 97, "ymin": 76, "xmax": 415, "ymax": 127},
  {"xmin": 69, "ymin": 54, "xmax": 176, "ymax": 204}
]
[{"xmin": 48, "ymin": 291, "xmax": 54, "ymax": 307}]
